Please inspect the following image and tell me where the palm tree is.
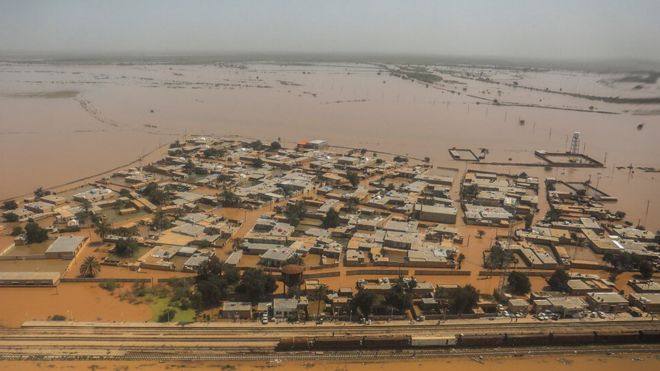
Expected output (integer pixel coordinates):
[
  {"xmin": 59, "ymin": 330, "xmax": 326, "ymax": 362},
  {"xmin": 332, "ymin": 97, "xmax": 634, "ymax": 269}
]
[
  {"xmin": 79, "ymin": 256, "xmax": 101, "ymax": 278},
  {"xmin": 94, "ymin": 218, "xmax": 110, "ymax": 240}
]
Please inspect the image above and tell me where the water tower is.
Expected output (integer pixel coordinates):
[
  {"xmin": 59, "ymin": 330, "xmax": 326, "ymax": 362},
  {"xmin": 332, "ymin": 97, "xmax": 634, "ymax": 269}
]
[{"xmin": 569, "ymin": 132, "xmax": 581, "ymax": 154}]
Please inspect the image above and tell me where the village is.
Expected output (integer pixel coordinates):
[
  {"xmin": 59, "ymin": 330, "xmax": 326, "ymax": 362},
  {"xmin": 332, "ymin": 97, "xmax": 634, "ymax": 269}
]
[{"xmin": 0, "ymin": 136, "xmax": 658, "ymax": 328}]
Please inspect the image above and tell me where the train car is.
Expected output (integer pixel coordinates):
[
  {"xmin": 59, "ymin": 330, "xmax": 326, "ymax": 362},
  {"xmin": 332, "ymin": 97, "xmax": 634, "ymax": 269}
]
[
  {"xmin": 457, "ymin": 333, "xmax": 506, "ymax": 347},
  {"xmin": 313, "ymin": 336, "xmax": 363, "ymax": 350},
  {"xmin": 277, "ymin": 337, "xmax": 313, "ymax": 351},
  {"xmin": 550, "ymin": 332, "xmax": 596, "ymax": 345},
  {"xmin": 594, "ymin": 330, "xmax": 640, "ymax": 344},
  {"xmin": 639, "ymin": 330, "xmax": 660, "ymax": 343},
  {"xmin": 362, "ymin": 335, "xmax": 411, "ymax": 349},
  {"xmin": 505, "ymin": 333, "xmax": 550, "ymax": 346},
  {"xmin": 411, "ymin": 335, "xmax": 457, "ymax": 347}
]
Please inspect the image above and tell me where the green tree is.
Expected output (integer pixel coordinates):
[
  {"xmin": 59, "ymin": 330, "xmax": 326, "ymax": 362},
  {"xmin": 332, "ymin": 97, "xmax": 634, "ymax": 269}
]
[
  {"xmin": 507, "ymin": 271, "xmax": 531, "ymax": 295},
  {"xmin": 451, "ymin": 285, "xmax": 479, "ymax": 314},
  {"xmin": 94, "ymin": 218, "xmax": 111, "ymax": 240},
  {"xmin": 141, "ymin": 182, "xmax": 172, "ymax": 206},
  {"xmin": 152, "ymin": 211, "xmax": 173, "ymax": 231},
  {"xmin": 484, "ymin": 243, "xmax": 513, "ymax": 269},
  {"xmin": 11, "ymin": 226, "xmax": 23, "ymax": 236},
  {"xmin": 253, "ymin": 157, "xmax": 265, "ymax": 168},
  {"xmin": 640, "ymin": 261, "xmax": 654, "ymax": 280},
  {"xmin": 204, "ymin": 147, "xmax": 226, "ymax": 158},
  {"xmin": 220, "ymin": 188, "xmax": 242, "ymax": 207},
  {"xmin": 322, "ymin": 208, "xmax": 340, "ymax": 228},
  {"xmin": 114, "ymin": 239, "xmax": 138, "ymax": 257},
  {"xmin": 456, "ymin": 253, "xmax": 465, "ymax": 269},
  {"xmin": 385, "ymin": 277, "xmax": 417, "ymax": 313},
  {"xmin": 34, "ymin": 187, "xmax": 50, "ymax": 198},
  {"xmin": 4, "ymin": 212, "xmax": 18, "ymax": 222},
  {"xmin": 269, "ymin": 141, "xmax": 282, "ymax": 151},
  {"xmin": 316, "ymin": 284, "xmax": 328, "ymax": 318},
  {"xmin": 546, "ymin": 208, "xmax": 561, "ymax": 222},
  {"xmin": 79, "ymin": 256, "xmax": 101, "ymax": 278},
  {"xmin": 548, "ymin": 269, "xmax": 570, "ymax": 292},
  {"xmin": 284, "ymin": 200, "xmax": 306, "ymax": 226},
  {"xmin": 346, "ymin": 171, "xmax": 360, "ymax": 188},
  {"xmin": 25, "ymin": 222, "xmax": 48, "ymax": 244},
  {"xmin": 194, "ymin": 256, "xmax": 233, "ymax": 308},
  {"xmin": 158, "ymin": 308, "xmax": 177, "ymax": 322},
  {"xmin": 285, "ymin": 254, "xmax": 304, "ymax": 266},
  {"xmin": 235, "ymin": 268, "xmax": 277, "ymax": 303},
  {"xmin": 249, "ymin": 140, "xmax": 264, "ymax": 150},
  {"xmin": 2, "ymin": 200, "xmax": 17, "ymax": 210},
  {"xmin": 345, "ymin": 197, "xmax": 359, "ymax": 213},
  {"xmin": 351, "ymin": 289, "xmax": 377, "ymax": 317},
  {"xmin": 462, "ymin": 184, "xmax": 479, "ymax": 199},
  {"xmin": 196, "ymin": 277, "xmax": 228, "ymax": 307}
]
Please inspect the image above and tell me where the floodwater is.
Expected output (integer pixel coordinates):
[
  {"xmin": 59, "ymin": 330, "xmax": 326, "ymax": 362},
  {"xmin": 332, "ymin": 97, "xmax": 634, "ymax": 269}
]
[
  {"xmin": 3, "ymin": 353, "xmax": 659, "ymax": 370},
  {"xmin": 0, "ymin": 62, "xmax": 658, "ymax": 229}
]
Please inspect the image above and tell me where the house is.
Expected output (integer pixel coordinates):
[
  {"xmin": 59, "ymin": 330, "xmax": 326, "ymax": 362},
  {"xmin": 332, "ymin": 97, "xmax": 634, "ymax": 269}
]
[
  {"xmin": 306, "ymin": 139, "xmax": 328, "ymax": 150},
  {"xmin": 73, "ymin": 188, "xmax": 115, "ymax": 203},
  {"xmin": 413, "ymin": 204, "xmax": 457, "ymax": 224},
  {"xmin": 567, "ymin": 278, "xmax": 613, "ymax": 295},
  {"xmin": 3, "ymin": 208, "xmax": 34, "ymax": 222},
  {"xmin": 532, "ymin": 299, "xmax": 552, "ymax": 314},
  {"xmin": 419, "ymin": 297, "xmax": 438, "ymax": 311},
  {"xmin": 330, "ymin": 296, "xmax": 351, "ymax": 315},
  {"xmin": 259, "ymin": 247, "xmax": 296, "ymax": 267},
  {"xmin": 545, "ymin": 296, "xmax": 587, "ymax": 318},
  {"xmin": 586, "ymin": 292, "xmax": 629, "ymax": 313},
  {"xmin": 182, "ymin": 254, "xmax": 210, "ymax": 272},
  {"xmin": 508, "ymin": 298, "xmax": 529, "ymax": 314},
  {"xmin": 345, "ymin": 250, "xmax": 368, "ymax": 266},
  {"xmin": 0, "ymin": 272, "xmax": 61, "ymax": 287},
  {"xmin": 40, "ymin": 194, "xmax": 66, "ymax": 205},
  {"xmin": 24, "ymin": 201, "xmax": 55, "ymax": 214},
  {"xmin": 628, "ymin": 280, "xmax": 660, "ymax": 293},
  {"xmin": 273, "ymin": 298, "xmax": 302, "ymax": 320},
  {"xmin": 224, "ymin": 250, "xmax": 243, "ymax": 266},
  {"xmin": 44, "ymin": 236, "xmax": 86, "ymax": 259},
  {"xmin": 628, "ymin": 293, "xmax": 660, "ymax": 313},
  {"xmin": 255, "ymin": 302, "xmax": 272, "ymax": 318},
  {"xmin": 221, "ymin": 301, "xmax": 253, "ymax": 319}
]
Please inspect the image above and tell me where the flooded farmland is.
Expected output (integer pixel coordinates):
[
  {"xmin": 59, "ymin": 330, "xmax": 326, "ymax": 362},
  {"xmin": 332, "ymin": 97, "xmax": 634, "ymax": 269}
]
[{"xmin": 0, "ymin": 61, "xmax": 658, "ymax": 229}]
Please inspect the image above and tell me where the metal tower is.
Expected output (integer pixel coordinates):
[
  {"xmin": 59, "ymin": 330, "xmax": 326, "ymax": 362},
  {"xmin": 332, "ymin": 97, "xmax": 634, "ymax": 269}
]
[{"xmin": 569, "ymin": 131, "xmax": 581, "ymax": 154}]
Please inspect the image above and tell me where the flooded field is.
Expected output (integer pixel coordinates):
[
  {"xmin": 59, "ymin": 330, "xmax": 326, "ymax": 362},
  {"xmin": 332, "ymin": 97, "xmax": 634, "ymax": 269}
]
[
  {"xmin": 3, "ymin": 352, "xmax": 658, "ymax": 371},
  {"xmin": 0, "ymin": 282, "xmax": 152, "ymax": 327},
  {"xmin": 0, "ymin": 61, "xmax": 658, "ymax": 229}
]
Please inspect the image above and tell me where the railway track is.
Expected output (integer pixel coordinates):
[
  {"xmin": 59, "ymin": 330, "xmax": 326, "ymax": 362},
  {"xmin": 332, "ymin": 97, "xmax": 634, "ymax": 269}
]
[
  {"xmin": 1, "ymin": 319, "xmax": 657, "ymax": 362},
  {"xmin": 6, "ymin": 319, "xmax": 660, "ymax": 338},
  {"xmin": 1, "ymin": 344, "xmax": 659, "ymax": 362}
]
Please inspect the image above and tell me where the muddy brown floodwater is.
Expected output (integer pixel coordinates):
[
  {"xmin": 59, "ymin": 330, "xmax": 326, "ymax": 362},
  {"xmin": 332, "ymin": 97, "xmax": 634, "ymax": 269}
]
[{"xmin": 0, "ymin": 62, "xmax": 658, "ymax": 229}]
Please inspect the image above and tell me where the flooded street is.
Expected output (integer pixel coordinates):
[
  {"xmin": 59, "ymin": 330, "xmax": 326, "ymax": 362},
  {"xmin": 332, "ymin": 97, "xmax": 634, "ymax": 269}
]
[{"xmin": 1, "ymin": 62, "xmax": 658, "ymax": 229}]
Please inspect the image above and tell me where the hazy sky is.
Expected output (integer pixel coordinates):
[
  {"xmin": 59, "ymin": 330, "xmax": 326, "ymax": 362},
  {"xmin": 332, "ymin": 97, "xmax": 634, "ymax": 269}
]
[{"xmin": 1, "ymin": 0, "xmax": 660, "ymax": 61}]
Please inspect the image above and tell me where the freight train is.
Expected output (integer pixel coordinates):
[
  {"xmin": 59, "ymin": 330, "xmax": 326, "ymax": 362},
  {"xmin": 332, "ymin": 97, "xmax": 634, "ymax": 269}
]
[{"xmin": 276, "ymin": 330, "xmax": 660, "ymax": 351}]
